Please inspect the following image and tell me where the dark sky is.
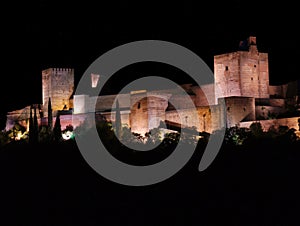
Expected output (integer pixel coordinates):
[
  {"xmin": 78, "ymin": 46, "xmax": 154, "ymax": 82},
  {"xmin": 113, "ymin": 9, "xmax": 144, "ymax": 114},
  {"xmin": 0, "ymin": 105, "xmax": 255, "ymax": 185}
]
[{"xmin": 1, "ymin": 0, "xmax": 299, "ymax": 127}]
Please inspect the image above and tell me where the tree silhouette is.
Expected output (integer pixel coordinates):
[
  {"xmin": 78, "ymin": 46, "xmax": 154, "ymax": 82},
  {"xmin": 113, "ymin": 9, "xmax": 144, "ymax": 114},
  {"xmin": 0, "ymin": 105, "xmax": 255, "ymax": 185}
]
[
  {"xmin": 53, "ymin": 112, "xmax": 62, "ymax": 142},
  {"xmin": 115, "ymin": 99, "xmax": 122, "ymax": 139},
  {"xmin": 48, "ymin": 97, "xmax": 53, "ymax": 130},
  {"xmin": 33, "ymin": 106, "xmax": 39, "ymax": 143},
  {"xmin": 29, "ymin": 105, "xmax": 34, "ymax": 142},
  {"xmin": 29, "ymin": 105, "xmax": 39, "ymax": 144}
]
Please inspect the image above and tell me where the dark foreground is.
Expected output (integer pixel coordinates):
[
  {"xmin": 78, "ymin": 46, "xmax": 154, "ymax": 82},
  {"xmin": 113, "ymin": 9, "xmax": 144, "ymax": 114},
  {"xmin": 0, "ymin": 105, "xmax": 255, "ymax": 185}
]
[{"xmin": 1, "ymin": 139, "xmax": 300, "ymax": 226}]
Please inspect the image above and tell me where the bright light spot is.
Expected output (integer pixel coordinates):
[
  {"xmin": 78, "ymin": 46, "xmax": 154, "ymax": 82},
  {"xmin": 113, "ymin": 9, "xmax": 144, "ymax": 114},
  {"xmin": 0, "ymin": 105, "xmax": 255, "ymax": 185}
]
[
  {"xmin": 62, "ymin": 131, "xmax": 74, "ymax": 140},
  {"xmin": 15, "ymin": 131, "xmax": 23, "ymax": 141}
]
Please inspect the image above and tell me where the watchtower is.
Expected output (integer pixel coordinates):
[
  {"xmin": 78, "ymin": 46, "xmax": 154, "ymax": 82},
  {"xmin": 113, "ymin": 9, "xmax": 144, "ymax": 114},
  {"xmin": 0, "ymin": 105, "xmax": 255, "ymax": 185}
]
[
  {"xmin": 214, "ymin": 36, "xmax": 269, "ymax": 102},
  {"xmin": 42, "ymin": 68, "xmax": 74, "ymax": 115}
]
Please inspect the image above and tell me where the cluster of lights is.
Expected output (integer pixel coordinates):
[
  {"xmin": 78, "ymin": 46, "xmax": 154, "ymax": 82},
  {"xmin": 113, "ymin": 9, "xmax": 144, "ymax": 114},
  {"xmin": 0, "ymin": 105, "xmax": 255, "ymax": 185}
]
[{"xmin": 14, "ymin": 131, "xmax": 26, "ymax": 141}]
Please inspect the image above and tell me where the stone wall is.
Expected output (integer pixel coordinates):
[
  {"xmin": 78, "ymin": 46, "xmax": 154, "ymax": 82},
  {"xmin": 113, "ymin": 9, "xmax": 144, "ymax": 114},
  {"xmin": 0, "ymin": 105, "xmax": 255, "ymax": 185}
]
[
  {"xmin": 166, "ymin": 107, "xmax": 207, "ymax": 132},
  {"xmin": 147, "ymin": 96, "xmax": 169, "ymax": 131},
  {"xmin": 165, "ymin": 105, "xmax": 223, "ymax": 133},
  {"xmin": 255, "ymin": 106, "xmax": 287, "ymax": 120},
  {"xmin": 239, "ymin": 117, "xmax": 300, "ymax": 132},
  {"xmin": 269, "ymin": 80, "xmax": 298, "ymax": 98},
  {"xmin": 95, "ymin": 94, "xmax": 130, "ymax": 112},
  {"xmin": 42, "ymin": 68, "xmax": 74, "ymax": 115},
  {"xmin": 129, "ymin": 91, "xmax": 170, "ymax": 135},
  {"xmin": 239, "ymin": 51, "xmax": 269, "ymax": 98},
  {"xmin": 214, "ymin": 52, "xmax": 241, "ymax": 100},
  {"xmin": 225, "ymin": 97, "xmax": 255, "ymax": 128},
  {"xmin": 102, "ymin": 111, "xmax": 130, "ymax": 128},
  {"xmin": 73, "ymin": 95, "xmax": 89, "ymax": 114},
  {"xmin": 255, "ymin": 98, "xmax": 285, "ymax": 107},
  {"xmin": 73, "ymin": 93, "xmax": 131, "ymax": 114},
  {"xmin": 269, "ymin": 85, "xmax": 286, "ymax": 98},
  {"xmin": 6, "ymin": 111, "xmax": 89, "ymax": 132},
  {"xmin": 192, "ymin": 84, "xmax": 215, "ymax": 106},
  {"xmin": 5, "ymin": 105, "xmax": 43, "ymax": 131},
  {"xmin": 214, "ymin": 37, "xmax": 269, "ymax": 101},
  {"xmin": 167, "ymin": 94, "xmax": 196, "ymax": 110},
  {"xmin": 130, "ymin": 96, "xmax": 148, "ymax": 135},
  {"xmin": 270, "ymin": 98, "xmax": 285, "ymax": 107}
]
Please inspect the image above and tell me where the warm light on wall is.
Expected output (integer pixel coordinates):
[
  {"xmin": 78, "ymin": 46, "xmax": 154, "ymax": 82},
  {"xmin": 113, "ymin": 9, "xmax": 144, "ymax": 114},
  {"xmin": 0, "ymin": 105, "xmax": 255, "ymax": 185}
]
[
  {"xmin": 14, "ymin": 131, "xmax": 26, "ymax": 141},
  {"xmin": 130, "ymin": 90, "xmax": 147, "ymax": 95},
  {"xmin": 91, "ymin": 73, "xmax": 100, "ymax": 88},
  {"xmin": 15, "ymin": 131, "xmax": 22, "ymax": 141}
]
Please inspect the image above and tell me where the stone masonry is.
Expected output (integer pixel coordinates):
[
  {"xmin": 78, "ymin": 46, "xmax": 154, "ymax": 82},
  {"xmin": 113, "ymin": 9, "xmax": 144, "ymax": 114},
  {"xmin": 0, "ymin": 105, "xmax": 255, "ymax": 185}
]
[{"xmin": 5, "ymin": 36, "xmax": 299, "ymax": 135}]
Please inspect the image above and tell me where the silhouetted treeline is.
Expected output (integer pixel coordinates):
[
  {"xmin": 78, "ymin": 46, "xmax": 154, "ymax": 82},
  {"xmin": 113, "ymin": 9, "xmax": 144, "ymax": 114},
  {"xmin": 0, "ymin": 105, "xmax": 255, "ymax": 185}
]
[{"xmin": 1, "ymin": 121, "xmax": 300, "ymax": 225}]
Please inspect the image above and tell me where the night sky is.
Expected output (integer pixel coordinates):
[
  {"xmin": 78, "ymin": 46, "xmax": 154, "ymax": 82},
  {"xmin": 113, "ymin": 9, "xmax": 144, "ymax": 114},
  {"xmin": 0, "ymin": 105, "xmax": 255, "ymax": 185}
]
[{"xmin": 1, "ymin": 0, "xmax": 298, "ymax": 128}]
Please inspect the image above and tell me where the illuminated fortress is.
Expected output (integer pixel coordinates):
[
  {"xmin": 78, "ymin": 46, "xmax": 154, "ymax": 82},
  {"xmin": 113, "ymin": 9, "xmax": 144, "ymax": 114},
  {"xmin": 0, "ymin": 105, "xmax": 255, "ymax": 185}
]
[{"xmin": 5, "ymin": 37, "xmax": 300, "ymax": 134}]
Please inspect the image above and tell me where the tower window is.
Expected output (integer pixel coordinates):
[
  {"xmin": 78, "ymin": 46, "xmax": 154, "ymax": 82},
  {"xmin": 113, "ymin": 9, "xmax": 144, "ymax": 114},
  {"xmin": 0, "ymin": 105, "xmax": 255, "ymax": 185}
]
[
  {"xmin": 254, "ymin": 64, "xmax": 256, "ymax": 68},
  {"xmin": 227, "ymin": 107, "xmax": 230, "ymax": 111},
  {"xmin": 225, "ymin": 66, "xmax": 229, "ymax": 71},
  {"xmin": 243, "ymin": 107, "xmax": 246, "ymax": 112},
  {"xmin": 251, "ymin": 77, "xmax": 253, "ymax": 81},
  {"xmin": 137, "ymin": 102, "xmax": 141, "ymax": 109}
]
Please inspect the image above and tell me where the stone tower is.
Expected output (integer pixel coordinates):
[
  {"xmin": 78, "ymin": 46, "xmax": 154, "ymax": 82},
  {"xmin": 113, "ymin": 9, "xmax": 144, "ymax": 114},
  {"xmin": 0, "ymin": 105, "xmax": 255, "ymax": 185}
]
[
  {"xmin": 42, "ymin": 68, "xmax": 74, "ymax": 115},
  {"xmin": 129, "ymin": 90, "xmax": 169, "ymax": 135},
  {"xmin": 214, "ymin": 36, "xmax": 269, "ymax": 103}
]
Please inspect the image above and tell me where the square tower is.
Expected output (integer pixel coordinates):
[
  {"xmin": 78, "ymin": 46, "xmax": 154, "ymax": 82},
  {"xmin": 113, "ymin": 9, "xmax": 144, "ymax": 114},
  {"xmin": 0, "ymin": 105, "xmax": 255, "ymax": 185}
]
[
  {"xmin": 214, "ymin": 36, "xmax": 269, "ymax": 103},
  {"xmin": 42, "ymin": 68, "xmax": 74, "ymax": 115}
]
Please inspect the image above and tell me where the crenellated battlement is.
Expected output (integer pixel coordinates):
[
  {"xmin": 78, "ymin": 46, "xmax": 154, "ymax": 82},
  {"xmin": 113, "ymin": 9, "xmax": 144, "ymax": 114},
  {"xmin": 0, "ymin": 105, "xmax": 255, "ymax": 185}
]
[
  {"xmin": 4, "ymin": 36, "xmax": 300, "ymax": 136},
  {"xmin": 42, "ymin": 68, "xmax": 74, "ymax": 75},
  {"xmin": 52, "ymin": 68, "xmax": 74, "ymax": 73}
]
